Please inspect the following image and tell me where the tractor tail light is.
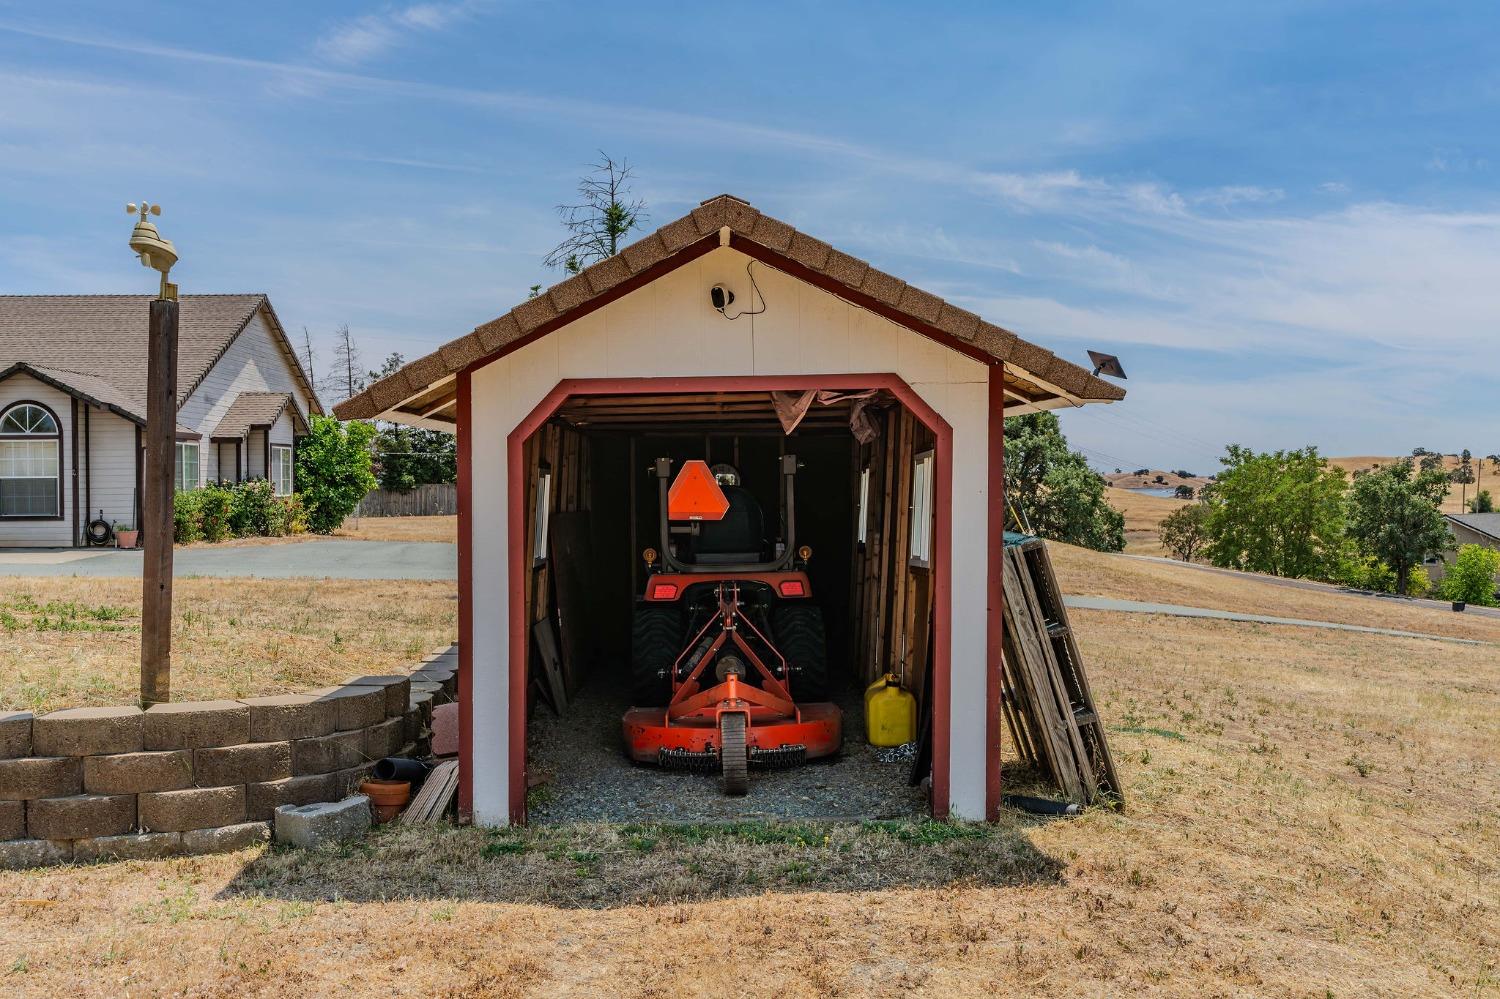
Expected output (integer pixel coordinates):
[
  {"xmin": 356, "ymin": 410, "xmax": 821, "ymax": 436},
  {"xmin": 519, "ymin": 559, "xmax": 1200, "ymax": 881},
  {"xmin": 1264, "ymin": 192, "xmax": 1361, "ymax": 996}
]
[
  {"xmin": 650, "ymin": 582, "xmax": 679, "ymax": 600},
  {"xmin": 778, "ymin": 580, "xmax": 806, "ymax": 598}
]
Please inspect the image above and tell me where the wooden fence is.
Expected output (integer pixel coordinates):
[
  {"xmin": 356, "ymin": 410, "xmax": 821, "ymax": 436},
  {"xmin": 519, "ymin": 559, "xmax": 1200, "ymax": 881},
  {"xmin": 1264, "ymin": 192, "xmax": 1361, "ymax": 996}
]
[{"xmin": 354, "ymin": 482, "xmax": 457, "ymax": 517}]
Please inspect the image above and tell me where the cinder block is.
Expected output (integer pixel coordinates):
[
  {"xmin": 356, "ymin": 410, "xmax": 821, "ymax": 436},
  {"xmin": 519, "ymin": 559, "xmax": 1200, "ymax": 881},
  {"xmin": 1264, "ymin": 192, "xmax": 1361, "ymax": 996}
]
[
  {"xmin": 26, "ymin": 793, "xmax": 135, "ymax": 840},
  {"xmin": 193, "ymin": 742, "xmax": 292, "ymax": 786},
  {"xmin": 143, "ymin": 701, "xmax": 250, "ymax": 750},
  {"xmin": 0, "ymin": 799, "xmax": 23, "ymax": 840},
  {"xmin": 343, "ymin": 675, "xmax": 411, "ymax": 718},
  {"xmin": 311, "ymin": 685, "xmax": 386, "ymax": 732},
  {"xmin": 430, "ymin": 702, "xmax": 459, "ymax": 757},
  {"xmin": 73, "ymin": 831, "xmax": 182, "ymax": 863},
  {"xmin": 402, "ymin": 707, "xmax": 422, "ymax": 746},
  {"xmin": 291, "ymin": 730, "xmax": 364, "ymax": 776},
  {"xmin": 139, "ymin": 785, "xmax": 245, "ymax": 832},
  {"xmin": 410, "ymin": 681, "xmax": 452, "ymax": 706},
  {"xmin": 273, "ymin": 796, "xmax": 370, "ymax": 849},
  {"xmin": 0, "ymin": 711, "xmax": 32, "ymax": 759},
  {"xmin": 0, "ymin": 756, "xmax": 82, "ymax": 801},
  {"xmin": 84, "ymin": 750, "xmax": 193, "ymax": 794},
  {"xmin": 182, "ymin": 820, "xmax": 269, "ymax": 855},
  {"xmin": 0, "ymin": 838, "xmax": 72, "ymax": 869},
  {"xmin": 239, "ymin": 693, "xmax": 337, "ymax": 743},
  {"xmin": 245, "ymin": 773, "xmax": 337, "ymax": 821},
  {"xmin": 362, "ymin": 718, "xmax": 405, "ymax": 762},
  {"xmin": 32, "ymin": 706, "xmax": 143, "ymax": 757}
]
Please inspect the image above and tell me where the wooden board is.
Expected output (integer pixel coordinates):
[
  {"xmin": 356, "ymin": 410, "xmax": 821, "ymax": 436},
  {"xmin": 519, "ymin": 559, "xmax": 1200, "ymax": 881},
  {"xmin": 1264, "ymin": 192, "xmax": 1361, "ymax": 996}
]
[
  {"xmin": 401, "ymin": 759, "xmax": 459, "ymax": 824},
  {"xmin": 532, "ymin": 617, "xmax": 568, "ymax": 715},
  {"xmin": 549, "ymin": 511, "xmax": 596, "ymax": 696}
]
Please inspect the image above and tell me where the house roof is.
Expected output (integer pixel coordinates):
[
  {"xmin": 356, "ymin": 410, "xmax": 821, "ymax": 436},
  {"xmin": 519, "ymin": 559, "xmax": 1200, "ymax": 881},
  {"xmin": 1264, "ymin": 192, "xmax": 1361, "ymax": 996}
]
[
  {"xmin": 333, "ymin": 194, "xmax": 1126, "ymax": 425},
  {"xmin": 0, "ymin": 293, "xmax": 322, "ymax": 421},
  {"xmin": 210, "ymin": 391, "xmax": 304, "ymax": 440},
  {"xmin": 1447, "ymin": 513, "xmax": 1500, "ymax": 544}
]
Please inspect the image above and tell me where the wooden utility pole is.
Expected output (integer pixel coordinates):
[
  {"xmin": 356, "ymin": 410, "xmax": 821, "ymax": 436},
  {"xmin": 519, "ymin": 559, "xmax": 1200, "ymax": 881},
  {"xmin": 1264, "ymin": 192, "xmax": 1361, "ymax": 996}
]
[{"xmin": 141, "ymin": 297, "xmax": 178, "ymax": 705}]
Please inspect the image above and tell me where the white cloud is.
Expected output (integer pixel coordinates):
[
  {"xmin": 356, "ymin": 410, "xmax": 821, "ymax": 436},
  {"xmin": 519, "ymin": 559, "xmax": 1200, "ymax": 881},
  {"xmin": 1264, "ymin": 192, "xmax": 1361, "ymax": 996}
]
[{"xmin": 314, "ymin": 3, "xmax": 479, "ymax": 66}]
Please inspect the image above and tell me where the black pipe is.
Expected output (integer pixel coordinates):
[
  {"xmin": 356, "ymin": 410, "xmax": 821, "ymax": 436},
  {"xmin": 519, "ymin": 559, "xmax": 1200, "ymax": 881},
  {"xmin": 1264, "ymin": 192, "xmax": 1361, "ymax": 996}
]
[
  {"xmin": 373, "ymin": 757, "xmax": 432, "ymax": 784},
  {"xmin": 1003, "ymin": 794, "xmax": 1080, "ymax": 816}
]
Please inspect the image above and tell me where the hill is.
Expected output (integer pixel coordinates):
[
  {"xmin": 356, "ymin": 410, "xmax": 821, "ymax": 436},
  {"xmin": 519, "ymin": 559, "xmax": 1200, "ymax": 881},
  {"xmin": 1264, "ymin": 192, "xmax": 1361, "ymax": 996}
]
[
  {"xmin": 1329, "ymin": 454, "xmax": 1495, "ymax": 514},
  {"xmin": 1104, "ymin": 469, "xmax": 1214, "ymax": 492}
]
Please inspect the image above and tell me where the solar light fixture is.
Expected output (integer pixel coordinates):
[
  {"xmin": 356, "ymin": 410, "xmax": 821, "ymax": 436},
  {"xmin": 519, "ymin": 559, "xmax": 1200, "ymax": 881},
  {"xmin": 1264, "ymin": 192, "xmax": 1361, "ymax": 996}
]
[{"xmin": 1087, "ymin": 350, "xmax": 1126, "ymax": 379}]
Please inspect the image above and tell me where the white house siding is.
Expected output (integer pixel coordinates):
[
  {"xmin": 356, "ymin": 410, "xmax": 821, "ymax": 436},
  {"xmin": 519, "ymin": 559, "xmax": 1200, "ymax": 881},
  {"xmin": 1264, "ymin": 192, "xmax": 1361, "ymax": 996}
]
[
  {"xmin": 81, "ymin": 408, "xmax": 139, "ymax": 537},
  {"xmin": 0, "ymin": 374, "xmax": 76, "ymax": 546},
  {"xmin": 247, "ymin": 429, "xmax": 267, "ymax": 481},
  {"xmin": 178, "ymin": 306, "xmax": 314, "ymax": 452},
  {"xmin": 465, "ymin": 246, "xmax": 993, "ymax": 824}
]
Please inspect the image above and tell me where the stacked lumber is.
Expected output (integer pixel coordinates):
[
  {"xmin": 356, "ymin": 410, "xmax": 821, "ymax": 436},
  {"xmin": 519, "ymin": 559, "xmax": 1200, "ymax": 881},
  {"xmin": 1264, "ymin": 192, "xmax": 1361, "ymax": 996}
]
[
  {"xmin": 1001, "ymin": 534, "xmax": 1123, "ymax": 806},
  {"xmin": 401, "ymin": 759, "xmax": 459, "ymax": 823}
]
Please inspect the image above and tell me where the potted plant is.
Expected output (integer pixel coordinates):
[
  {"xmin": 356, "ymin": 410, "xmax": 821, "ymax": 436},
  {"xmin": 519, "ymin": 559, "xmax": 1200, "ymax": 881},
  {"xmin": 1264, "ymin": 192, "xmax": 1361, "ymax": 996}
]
[{"xmin": 114, "ymin": 522, "xmax": 139, "ymax": 549}]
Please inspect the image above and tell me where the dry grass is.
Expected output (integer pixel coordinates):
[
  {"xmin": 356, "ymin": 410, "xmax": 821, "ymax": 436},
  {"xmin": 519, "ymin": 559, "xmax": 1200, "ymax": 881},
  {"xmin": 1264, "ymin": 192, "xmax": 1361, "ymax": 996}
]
[
  {"xmin": 336, "ymin": 515, "xmax": 457, "ymax": 543},
  {"xmin": 0, "ymin": 577, "xmax": 456, "ymax": 712},
  {"xmin": 2, "ymin": 609, "xmax": 1496, "ymax": 994},
  {"xmin": 1105, "ymin": 485, "xmax": 1188, "ymax": 555},
  {"xmin": 1330, "ymin": 455, "xmax": 1497, "ymax": 515}
]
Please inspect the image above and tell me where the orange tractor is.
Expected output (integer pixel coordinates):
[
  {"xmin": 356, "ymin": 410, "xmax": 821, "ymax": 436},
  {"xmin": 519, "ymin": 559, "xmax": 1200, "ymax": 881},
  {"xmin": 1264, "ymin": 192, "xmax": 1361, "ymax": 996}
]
[{"xmin": 621, "ymin": 456, "xmax": 842, "ymax": 794}]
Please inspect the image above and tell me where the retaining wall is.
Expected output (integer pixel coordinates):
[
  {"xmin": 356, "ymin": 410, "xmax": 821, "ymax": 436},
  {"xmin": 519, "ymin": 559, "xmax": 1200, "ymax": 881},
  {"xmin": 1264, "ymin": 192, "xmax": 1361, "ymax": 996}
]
[{"xmin": 0, "ymin": 645, "xmax": 457, "ymax": 868}]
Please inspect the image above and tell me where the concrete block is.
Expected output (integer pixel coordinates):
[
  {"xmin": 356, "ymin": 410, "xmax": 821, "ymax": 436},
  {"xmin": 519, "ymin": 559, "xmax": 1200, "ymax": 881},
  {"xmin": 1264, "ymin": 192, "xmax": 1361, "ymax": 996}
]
[
  {"xmin": 32, "ymin": 706, "xmax": 143, "ymax": 757},
  {"xmin": 430, "ymin": 702, "xmax": 459, "ymax": 757},
  {"xmin": 0, "ymin": 711, "xmax": 32, "ymax": 758},
  {"xmin": 291, "ymin": 730, "xmax": 364, "ymax": 776},
  {"xmin": 410, "ymin": 680, "xmax": 452, "ymax": 706},
  {"xmin": 0, "ymin": 838, "xmax": 72, "ymax": 869},
  {"xmin": 73, "ymin": 831, "xmax": 182, "ymax": 863},
  {"xmin": 362, "ymin": 718, "xmax": 405, "ymax": 762},
  {"xmin": 245, "ymin": 773, "xmax": 337, "ymax": 821},
  {"xmin": 402, "ymin": 707, "xmax": 422, "ymax": 746},
  {"xmin": 139, "ymin": 785, "xmax": 245, "ymax": 832},
  {"xmin": 193, "ymin": 742, "xmax": 292, "ymax": 786},
  {"xmin": 333, "ymin": 763, "xmax": 376, "ymax": 798},
  {"xmin": 84, "ymin": 750, "xmax": 193, "ymax": 794},
  {"xmin": 143, "ymin": 700, "xmax": 250, "ymax": 750},
  {"xmin": 0, "ymin": 799, "xmax": 23, "ymax": 840},
  {"xmin": 239, "ymin": 693, "xmax": 337, "ymax": 743},
  {"xmin": 0, "ymin": 756, "xmax": 82, "ymax": 801},
  {"xmin": 311, "ymin": 685, "xmax": 386, "ymax": 732},
  {"xmin": 273, "ymin": 796, "xmax": 370, "ymax": 849},
  {"xmin": 182, "ymin": 820, "xmax": 270, "ymax": 855},
  {"xmin": 343, "ymin": 675, "xmax": 411, "ymax": 718},
  {"xmin": 26, "ymin": 793, "xmax": 135, "ymax": 840}
]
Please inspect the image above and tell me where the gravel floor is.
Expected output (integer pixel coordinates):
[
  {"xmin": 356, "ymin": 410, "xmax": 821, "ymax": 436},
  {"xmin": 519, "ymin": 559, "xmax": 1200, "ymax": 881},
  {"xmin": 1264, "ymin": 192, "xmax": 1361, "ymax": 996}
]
[{"xmin": 527, "ymin": 672, "xmax": 929, "ymax": 824}]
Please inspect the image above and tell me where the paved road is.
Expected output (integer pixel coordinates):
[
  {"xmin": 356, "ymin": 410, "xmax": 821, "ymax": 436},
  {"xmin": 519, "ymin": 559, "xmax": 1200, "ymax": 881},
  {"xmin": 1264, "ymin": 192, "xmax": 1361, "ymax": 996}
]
[
  {"xmin": 1065, "ymin": 594, "xmax": 1485, "ymax": 645},
  {"xmin": 0, "ymin": 540, "xmax": 457, "ymax": 580}
]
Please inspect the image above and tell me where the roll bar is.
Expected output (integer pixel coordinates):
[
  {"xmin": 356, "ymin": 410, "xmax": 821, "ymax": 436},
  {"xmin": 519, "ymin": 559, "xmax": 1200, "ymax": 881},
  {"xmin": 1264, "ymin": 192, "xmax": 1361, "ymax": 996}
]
[{"xmin": 655, "ymin": 455, "xmax": 799, "ymax": 574}]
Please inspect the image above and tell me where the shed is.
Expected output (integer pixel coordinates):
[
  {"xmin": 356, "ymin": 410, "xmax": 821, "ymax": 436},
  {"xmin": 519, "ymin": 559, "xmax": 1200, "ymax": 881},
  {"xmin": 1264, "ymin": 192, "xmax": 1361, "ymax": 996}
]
[{"xmin": 336, "ymin": 194, "xmax": 1124, "ymax": 824}]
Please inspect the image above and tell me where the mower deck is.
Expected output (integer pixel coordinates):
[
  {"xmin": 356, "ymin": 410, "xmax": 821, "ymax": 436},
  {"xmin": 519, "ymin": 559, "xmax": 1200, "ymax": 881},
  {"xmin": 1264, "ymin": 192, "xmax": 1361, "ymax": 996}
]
[{"xmin": 622, "ymin": 699, "xmax": 842, "ymax": 764}]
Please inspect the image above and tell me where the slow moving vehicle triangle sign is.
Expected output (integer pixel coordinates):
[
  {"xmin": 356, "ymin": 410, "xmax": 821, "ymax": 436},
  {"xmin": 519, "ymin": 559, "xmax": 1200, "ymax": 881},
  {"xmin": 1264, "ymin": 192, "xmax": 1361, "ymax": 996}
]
[{"xmin": 667, "ymin": 460, "xmax": 730, "ymax": 521}]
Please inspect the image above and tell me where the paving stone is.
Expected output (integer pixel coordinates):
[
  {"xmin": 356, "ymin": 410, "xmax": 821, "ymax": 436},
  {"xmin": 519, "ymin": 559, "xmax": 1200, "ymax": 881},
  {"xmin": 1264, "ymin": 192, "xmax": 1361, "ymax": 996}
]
[
  {"xmin": 0, "ymin": 756, "xmax": 82, "ymax": 801},
  {"xmin": 26, "ymin": 793, "xmax": 135, "ymax": 840},
  {"xmin": 0, "ymin": 799, "xmax": 23, "ymax": 840},
  {"xmin": 143, "ymin": 701, "xmax": 250, "ymax": 750},
  {"xmin": 273, "ymin": 796, "xmax": 370, "ymax": 849},
  {"xmin": 193, "ymin": 742, "xmax": 292, "ymax": 786},
  {"xmin": 343, "ymin": 675, "xmax": 411, "ymax": 718},
  {"xmin": 430, "ymin": 702, "xmax": 459, "ymax": 757},
  {"xmin": 182, "ymin": 820, "xmax": 270, "ymax": 855},
  {"xmin": 239, "ymin": 693, "xmax": 337, "ymax": 742},
  {"xmin": 311, "ymin": 685, "xmax": 386, "ymax": 731},
  {"xmin": 245, "ymin": 773, "xmax": 338, "ymax": 821},
  {"xmin": 73, "ymin": 831, "xmax": 182, "ymax": 863},
  {"xmin": 139, "ymin": 785, "xmax": 245, "ymax": 832},
  {"xmin": 0, "ymin": 838, "xmax": 72, "ymax": 869},
  {"xmin": 0, "ymin": 711, "xmax": 32, "ymax": 759},
  {"xmin": 291, "ymin": 730, "xmax": 364, "ymax": 775},
  {"xmin": 32, "ymin": 706, "xmax": 143, "ymax": 757},
  {"xmin": 84, "ymin": 750, "xmax": 193, "ymax": 794},
  {"xmin": 362, "ymin": 718, "xmax": 405, "ymax": 762}
]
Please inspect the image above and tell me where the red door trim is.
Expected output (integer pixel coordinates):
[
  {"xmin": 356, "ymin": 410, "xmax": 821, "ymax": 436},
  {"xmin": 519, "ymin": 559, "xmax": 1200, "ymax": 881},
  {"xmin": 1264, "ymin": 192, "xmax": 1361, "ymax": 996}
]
[
  {"xmin": 501, "ymin": 373, "xmax": 966, "ymax": 822},
  {"xmin": 985, "ymin": 365, "xmax": 1006, "ymax": 819},
  {"xmin": 456, "ymin": 369, "xmax": 474, "ymax": 821}
]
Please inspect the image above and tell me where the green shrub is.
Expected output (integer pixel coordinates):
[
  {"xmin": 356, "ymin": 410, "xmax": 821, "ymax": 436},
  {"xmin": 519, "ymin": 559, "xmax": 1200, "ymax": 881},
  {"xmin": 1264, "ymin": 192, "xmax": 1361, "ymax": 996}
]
[
  {"xmin": 1406, "ymin": 566, "xmax": 1432, "ymax": 598},
  {"xmin": 173, "ymin": 490, "xmax": 204, "ymax": 544},
  {"xmin": 229, "ymin": 479, "xmax": 276, "ymax": 537},
  {"xmin": 1440, "ymin": 545, "xmax": 1500, "ymax": 606},
  {"xmin": 280, "ymin": 494, "xmax": 309, "ymax": 535},
  {"xmin": 198, "ymin": 484, "xmax": 234, "ymax": 543},
  {"xmin": 296, "ymin": 415, "xmax": 378, "ymax": 534}
]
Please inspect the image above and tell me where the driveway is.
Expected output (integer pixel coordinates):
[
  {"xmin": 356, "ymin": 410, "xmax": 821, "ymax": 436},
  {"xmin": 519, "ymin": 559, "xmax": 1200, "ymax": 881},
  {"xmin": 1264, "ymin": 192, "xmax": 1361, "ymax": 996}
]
[{"xmin": 0, "ymin": 540, "xmax": 456, "ymax": 580}]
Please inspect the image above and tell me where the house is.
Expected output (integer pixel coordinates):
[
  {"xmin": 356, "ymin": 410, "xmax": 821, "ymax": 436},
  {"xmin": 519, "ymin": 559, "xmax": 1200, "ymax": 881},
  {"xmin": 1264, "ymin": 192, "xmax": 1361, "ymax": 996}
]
[
  {"xmin": 1426, "ymin": 513, "xmax": 1500, "ymax": 583},
  {"xmin": 0, "ymin": 294, "xmax": 320, "ymax": 547},
  {"xmin": 334, "ymin": 194, "xmax": 1124, "ymax": 825}
]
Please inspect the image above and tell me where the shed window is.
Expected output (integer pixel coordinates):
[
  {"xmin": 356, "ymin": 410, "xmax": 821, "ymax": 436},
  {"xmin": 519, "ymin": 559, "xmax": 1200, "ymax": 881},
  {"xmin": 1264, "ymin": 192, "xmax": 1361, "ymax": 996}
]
[
  {"xmin": 856, "ymin": 466, "xmax": 871, "ymax": 546},
  {"xmin": 532, "ymin": 468, "xmax": 552, "ymax": 565},
  {"xmin": 270, "ymin": 445, "xmax": 293, "ymax": 496},
  {"xmin": 0, "ymin": 403, "xmax": 61, "ymax": 518},
  {"xmin": 175, "ymin": 442, "xmax": 200, "ymax": 492},
  {"xmin": 909, "ymin": 450, "xmax": 934, "ymax": 568}
]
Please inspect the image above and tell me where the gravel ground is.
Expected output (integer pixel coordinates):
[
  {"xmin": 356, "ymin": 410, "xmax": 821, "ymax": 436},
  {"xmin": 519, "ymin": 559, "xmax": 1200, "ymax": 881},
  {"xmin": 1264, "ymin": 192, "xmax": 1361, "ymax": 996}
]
[{"xmin": 527, "ymin": 672, "xmax": 929, "ymax": 824}]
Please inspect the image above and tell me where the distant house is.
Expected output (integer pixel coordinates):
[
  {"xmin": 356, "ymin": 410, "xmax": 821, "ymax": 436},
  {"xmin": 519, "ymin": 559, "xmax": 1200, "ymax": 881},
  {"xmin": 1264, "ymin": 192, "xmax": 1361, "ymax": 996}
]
[
  {"xmin": 1424, "ymin": 513, "xmax": 1500, "ymax": 583},
  {"xmin": 0, "ymin": 295, "xmax": 320, "ymax": 547}
]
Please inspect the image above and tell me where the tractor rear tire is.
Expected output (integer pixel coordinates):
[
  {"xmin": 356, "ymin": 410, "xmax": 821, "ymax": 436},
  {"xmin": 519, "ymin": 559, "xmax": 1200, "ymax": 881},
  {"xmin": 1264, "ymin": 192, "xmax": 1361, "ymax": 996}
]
[
  {"xmin": 630, "ymin": 605, "xmax": 684, "ymax": 705},
  {"xmin": 772, "ymin": 604, "xmax": 829, "ymax": 701}
]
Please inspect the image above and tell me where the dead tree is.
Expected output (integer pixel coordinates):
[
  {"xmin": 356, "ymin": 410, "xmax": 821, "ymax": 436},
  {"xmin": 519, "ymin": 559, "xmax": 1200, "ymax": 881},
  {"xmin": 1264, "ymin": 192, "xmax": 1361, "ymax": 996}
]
[{"xmin": 543, "ymin": 152, "xmax": 648, "ymax": 274}]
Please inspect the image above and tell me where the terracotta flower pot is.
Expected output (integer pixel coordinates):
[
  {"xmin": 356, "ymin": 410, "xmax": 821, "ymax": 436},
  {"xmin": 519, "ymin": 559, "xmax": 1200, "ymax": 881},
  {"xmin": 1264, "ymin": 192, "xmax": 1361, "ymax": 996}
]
[
  {"xmin": 116, "ymin": 530, "xmax": 139, "ymax": 549},
  {"xmin": 360, "ymin": 778, "xmax": 411, "ymax": 823}
]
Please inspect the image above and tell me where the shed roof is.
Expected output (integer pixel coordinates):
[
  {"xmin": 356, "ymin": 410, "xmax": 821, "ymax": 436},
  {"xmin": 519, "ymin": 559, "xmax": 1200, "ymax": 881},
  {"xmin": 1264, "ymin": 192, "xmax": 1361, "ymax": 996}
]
[
  {"xmin": 333, "ymin": 194, "xmax": 1126, "ymax": 425},
  {"xmin": 210, "ymin": 391, "xmax": 305, "ymax": 440}
]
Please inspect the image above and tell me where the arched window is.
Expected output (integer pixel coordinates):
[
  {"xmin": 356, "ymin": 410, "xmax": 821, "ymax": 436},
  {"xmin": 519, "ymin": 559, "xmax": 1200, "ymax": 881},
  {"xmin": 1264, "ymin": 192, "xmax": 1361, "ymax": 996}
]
[{"xmin": 0, "ymin": 402, "xmax": 62, "ymax": 518}]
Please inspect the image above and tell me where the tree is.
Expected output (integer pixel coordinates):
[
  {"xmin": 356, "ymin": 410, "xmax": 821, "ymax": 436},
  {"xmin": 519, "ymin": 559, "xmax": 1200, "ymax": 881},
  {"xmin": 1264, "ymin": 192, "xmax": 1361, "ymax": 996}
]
[
  {"xmin": 1200, "ymin": 445, "xmax": 1347, "ymax": 578},
  {"xmin": 374, "ymin": 425, "xmax": 457, "ymax": 492},
  {"xmin": 295, "ymin": 415, "xmax": 378, "ymax": 534},
  {"xmin": 1159, "ymin": 502, "xmax": 1210, "ymax": 562},
  {"xmin": 543, "ymin": 153, "xmax": 647, "ymax": 274},
  {"xmin": 1346, "ymin": 457, "xmax": 1451, "ymax": 595},
  {"xmin": 367, "ymin": 351, "xmax": 405, "ymax": 386},
  {"xmin": 1174, "ymin": 484, "xmax": 1195, "ymax": 499},
  {"xmin": 1472, "ymin": 490, "xmax": 1495, "ymax": 513},
  {"xmin": 1004, "ymin": 412, "xmax": 1125, "ymax": 552},
  {"xmin": 1451, "ymin": 449, "xmax": 1475, "ymax": 511},
  {"xmin": 1440, "ymin": 544, "xmax": 1500, "ymax": 607},
  {"xmin": 299, "ymin": 326, "xmax": 317, "ymax": 387},
  {"xmin": 324, "ymin": 324, "xmax": 364, "ymax": 404}
]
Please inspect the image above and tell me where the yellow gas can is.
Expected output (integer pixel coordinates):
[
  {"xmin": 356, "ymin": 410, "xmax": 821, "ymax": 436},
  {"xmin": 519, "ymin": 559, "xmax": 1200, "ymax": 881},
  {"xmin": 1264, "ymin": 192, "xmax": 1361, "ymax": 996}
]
[{"xmin": 865, "ymin": 674, "xmax": 917, "ymax": 747}]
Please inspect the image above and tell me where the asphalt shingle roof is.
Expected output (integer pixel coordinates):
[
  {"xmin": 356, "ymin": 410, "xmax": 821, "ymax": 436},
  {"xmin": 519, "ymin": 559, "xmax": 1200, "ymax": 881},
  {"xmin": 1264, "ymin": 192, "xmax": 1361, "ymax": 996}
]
[{"xmin": 210, "ymin": 391, "xmax": 299, "ymax": 440}]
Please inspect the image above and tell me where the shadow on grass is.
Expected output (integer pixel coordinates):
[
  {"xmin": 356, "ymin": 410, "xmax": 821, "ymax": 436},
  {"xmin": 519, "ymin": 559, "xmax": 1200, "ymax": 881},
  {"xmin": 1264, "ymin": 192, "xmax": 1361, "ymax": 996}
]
[{"xmin": 218, "ymin": 815, "xmax": 1065, "ymax": 910}]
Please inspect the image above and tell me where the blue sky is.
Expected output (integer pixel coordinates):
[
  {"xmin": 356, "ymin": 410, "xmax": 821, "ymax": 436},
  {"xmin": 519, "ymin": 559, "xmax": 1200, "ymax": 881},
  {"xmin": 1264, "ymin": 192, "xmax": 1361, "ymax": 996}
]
[{"xmin": 2, "ymin": 2, "xmax": 1497, "ymax": 471}]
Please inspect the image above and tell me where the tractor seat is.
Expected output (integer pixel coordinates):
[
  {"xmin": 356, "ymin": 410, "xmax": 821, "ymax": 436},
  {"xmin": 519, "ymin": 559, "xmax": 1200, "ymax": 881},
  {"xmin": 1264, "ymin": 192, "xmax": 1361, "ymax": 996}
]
[{"xmin": 686, "ymin": 485, "xmax": 767, "ymax": 564}]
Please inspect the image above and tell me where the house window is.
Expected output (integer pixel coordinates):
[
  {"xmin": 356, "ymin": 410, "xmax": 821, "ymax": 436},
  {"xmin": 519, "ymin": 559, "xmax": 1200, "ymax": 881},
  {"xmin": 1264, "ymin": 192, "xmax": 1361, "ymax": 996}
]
[
  {"xmin": 909, "ymin": 450, "xmax": 934, "ymax": 568},
  {"xmin": 856, "ymin": 466, "xmax": 871, "ymax": 545},
  {"xmin": 270, "ymin": 445, "xmax": 293, "ymax": 496},
  {"xmin": 532, "ymin": 468, "xmax": 552, "ymax": 566},
  {"xmin": 0, "ymin": 403, "xmax": 61, "ymax": 518},
  {"xmin": 175, "ymin": 442, "xmax": 200, "ymax": 492}
]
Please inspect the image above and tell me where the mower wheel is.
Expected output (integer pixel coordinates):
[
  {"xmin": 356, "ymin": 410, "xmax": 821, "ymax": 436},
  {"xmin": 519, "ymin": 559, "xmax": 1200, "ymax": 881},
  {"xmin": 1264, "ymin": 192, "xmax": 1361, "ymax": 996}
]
[
  {"xmin": 630, "ymin": 605, "xmax": 684, "ymax": 705},
  {"xmin": 772, "ymin": 604, "xmax": 829, "ymax": 700},
  {"xmin": 719, "ymin": 712, "xmax": 749, "ymax": 795}
]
